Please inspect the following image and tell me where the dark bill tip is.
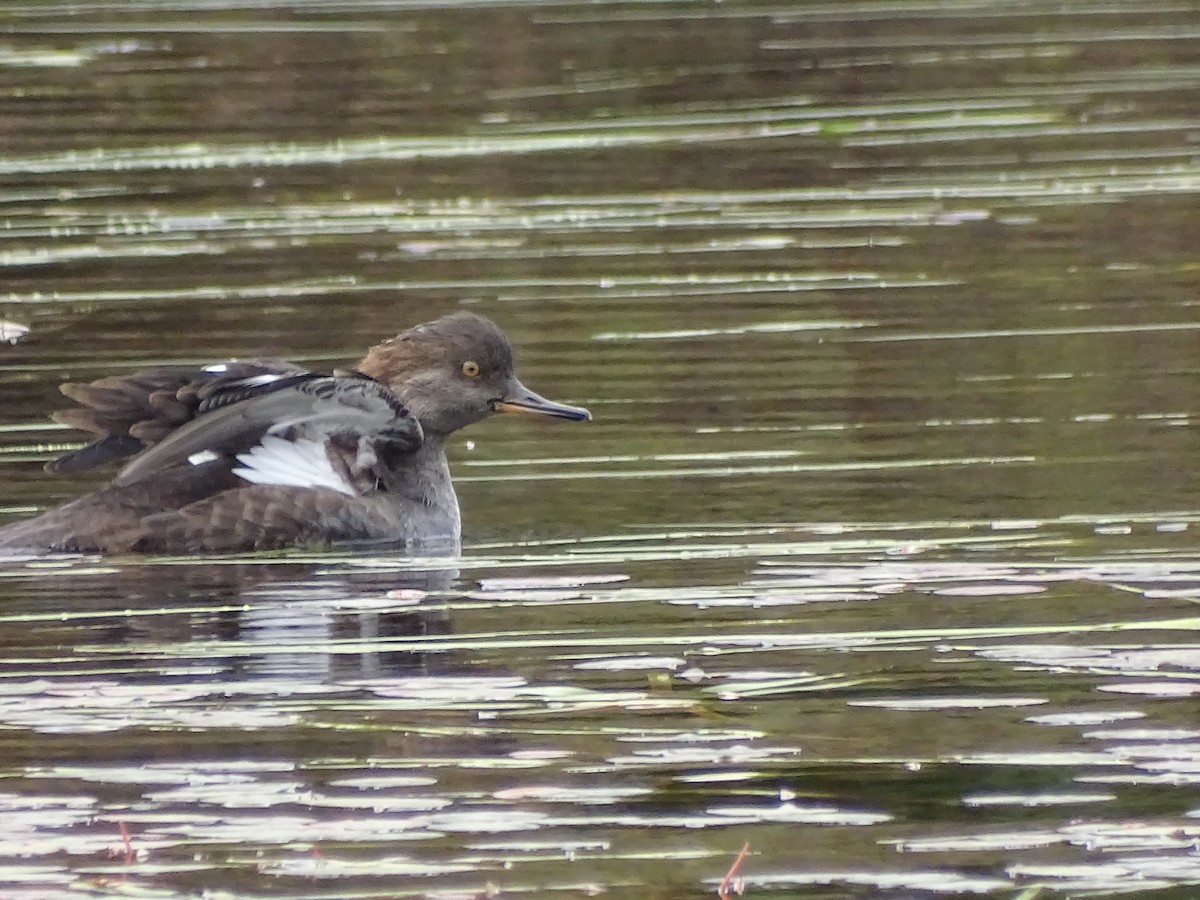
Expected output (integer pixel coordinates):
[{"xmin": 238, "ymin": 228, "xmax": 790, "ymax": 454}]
[{"xmin": 495, "ymin": 380, "xmax": 591, "ymax": 421}]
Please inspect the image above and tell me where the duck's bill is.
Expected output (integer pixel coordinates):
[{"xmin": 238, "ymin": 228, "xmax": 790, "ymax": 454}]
[{"xmin": 495, "ymin": 380, "xmax": 591, "ymax": 421}]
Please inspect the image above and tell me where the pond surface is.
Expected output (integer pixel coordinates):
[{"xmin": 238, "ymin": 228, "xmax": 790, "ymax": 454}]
[{"xmin": 2, "ymin": 0, "xmax": 1200, "ymax": 897}]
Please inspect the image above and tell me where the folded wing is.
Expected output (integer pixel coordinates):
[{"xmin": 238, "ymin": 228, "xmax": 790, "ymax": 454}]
[
  {"xmin": 113, "ymin": 375, "xmax": 423, "ymax": 494},
  {"xmin": 48, "ymin": 359, "xmax": 310, "ymax": 474}
]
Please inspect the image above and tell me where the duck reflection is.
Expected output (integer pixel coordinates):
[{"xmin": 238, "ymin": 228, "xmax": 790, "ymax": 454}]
[
  {"xmin": 0, "ymin": 558, "xmax": 461, "ymax": 681},
  {"xmin": 235, "ymin": 565, "xmax": 458, "ymax": 678}
]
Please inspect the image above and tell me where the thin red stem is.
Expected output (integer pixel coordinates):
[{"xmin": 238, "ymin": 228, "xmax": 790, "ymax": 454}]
[
  {"xmin": 117, "ymin": 821, "xmax": 135, "ymax": 865},
  {"xmin": 718, "ymin": 841, "xmax": 750, "ymax": 899}
]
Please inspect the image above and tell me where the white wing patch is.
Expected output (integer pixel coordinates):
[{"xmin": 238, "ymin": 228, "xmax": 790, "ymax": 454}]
[
  {"xmin": 231, "ymin": 435, "xmax": 356, "ymax": 496},
  {"xmin": 235, "ymin": 373, "xmax": 287, "ymax": 387},
  {"xmin": 187, "ymin": 449, "xmax": 219, "ymax": 466}
]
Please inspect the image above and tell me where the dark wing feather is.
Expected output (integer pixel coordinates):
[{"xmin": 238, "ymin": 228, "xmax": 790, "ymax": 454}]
[
  {"xmin": 47, "ymin": 359, "xmax": 310, "ymax": 474},
  {"xmin": 47, "ymin": 435, "xmax": 145, "ymax": 473},
  {"xmin": 113, "ymin": 376, "xmax": 423, "ymax": 487},
  {"xmin": 195, "ymin": 372, "xmax": 322, "ymax": 415}
]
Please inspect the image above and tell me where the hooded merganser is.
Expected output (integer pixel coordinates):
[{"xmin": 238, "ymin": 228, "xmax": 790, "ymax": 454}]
[{"xmin": 0, "ymin": 311, "xmax": 590, "ymax": 554}]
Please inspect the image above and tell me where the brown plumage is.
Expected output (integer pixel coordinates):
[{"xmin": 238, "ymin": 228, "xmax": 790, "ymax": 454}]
[
  {"xmin": 0, "ymin": 311, "xmax": 590, "ymax": 555},
  {"xmin": 47, "ymin": 360, "xmax": 311, "ymax": 475}
]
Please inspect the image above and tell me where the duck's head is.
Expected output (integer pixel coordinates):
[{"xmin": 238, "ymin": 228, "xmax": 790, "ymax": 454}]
[{"xmin": 355, "ymin": 311, "xmax": 591, "ymax": 438}]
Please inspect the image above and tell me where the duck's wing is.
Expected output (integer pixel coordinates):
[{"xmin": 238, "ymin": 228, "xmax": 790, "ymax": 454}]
[
  {"xmin": 112, "ymin": 374, "xmax": 423, "ymax": 493},
  {"xmin": 48, "ymin": 359, "xmax": 310, "ymax": 474}
]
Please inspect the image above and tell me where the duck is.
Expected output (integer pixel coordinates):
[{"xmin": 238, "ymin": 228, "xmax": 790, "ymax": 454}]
[{"xmin": 0, "ymin": 311, "xmax": 590, "ymax": 554}]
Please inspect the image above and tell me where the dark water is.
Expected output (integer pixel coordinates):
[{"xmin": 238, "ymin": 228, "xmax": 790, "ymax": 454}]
[{"xmin": 2, "ymin": 1, "xmax": 1200, "ymax": 897}]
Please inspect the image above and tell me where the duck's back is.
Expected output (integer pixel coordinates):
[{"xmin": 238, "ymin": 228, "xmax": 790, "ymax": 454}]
[{"xmin": 0, "ymin": 363, "xmax": 453, "ymax": 554}]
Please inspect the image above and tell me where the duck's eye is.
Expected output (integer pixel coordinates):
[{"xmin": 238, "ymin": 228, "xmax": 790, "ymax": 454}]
[{"xmin": 461, "ymin": 360, "xmax": 481, "ymax": 378}]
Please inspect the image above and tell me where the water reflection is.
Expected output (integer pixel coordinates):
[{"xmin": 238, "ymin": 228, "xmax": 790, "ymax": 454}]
[
  {"xmin": 2, "ymin": 524, "xmax": 1200, "ymax": 893},
  {"xmin": 0, "ymin": 559, "xmax": 460, "ymax": 679}
]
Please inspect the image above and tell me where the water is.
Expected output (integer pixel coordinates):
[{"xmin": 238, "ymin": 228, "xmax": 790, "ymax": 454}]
[{"xmin": 2, "ymin": 0, "xmax": 1200, "ymax": 896}]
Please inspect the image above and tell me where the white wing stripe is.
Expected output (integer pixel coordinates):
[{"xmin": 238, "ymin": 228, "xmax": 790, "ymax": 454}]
[{"xmin": 232, "ymin": 436, "xmax": 356, "ymax": 496}]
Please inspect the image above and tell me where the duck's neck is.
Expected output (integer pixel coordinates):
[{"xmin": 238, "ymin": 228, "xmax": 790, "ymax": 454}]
[
  {"xmin": 411, "ymin": 435, "xmax": 455, "ymax": 503},
  {"xmin": 380, "ymin": 434, "xmax": 461, "ymax": 544}
]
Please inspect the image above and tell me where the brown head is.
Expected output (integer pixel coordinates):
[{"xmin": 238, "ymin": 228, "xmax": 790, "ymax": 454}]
[{"xmin": 354, "ymin": 311, "xmax": 590, "ymax": 438}]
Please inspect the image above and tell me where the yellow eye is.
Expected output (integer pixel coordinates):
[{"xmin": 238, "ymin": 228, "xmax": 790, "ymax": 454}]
[{"xmin": 461, "ymin": 360, "xmax": 480, "ymax": 378}]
